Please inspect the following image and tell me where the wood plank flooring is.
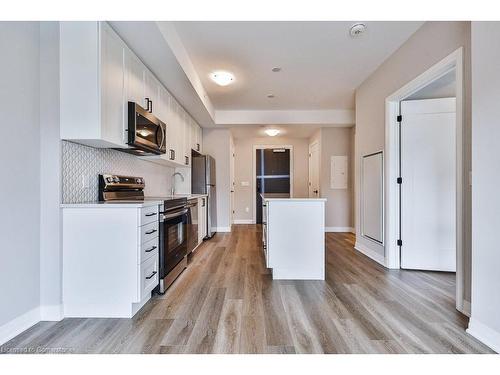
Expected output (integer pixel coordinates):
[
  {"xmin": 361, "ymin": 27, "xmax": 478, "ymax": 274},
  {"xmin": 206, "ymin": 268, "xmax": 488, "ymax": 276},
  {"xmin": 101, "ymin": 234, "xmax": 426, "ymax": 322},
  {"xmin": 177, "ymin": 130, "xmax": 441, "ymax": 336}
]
[{"xmin": 2, "ymin": 225, "xmax": 493, "ymax": 354}]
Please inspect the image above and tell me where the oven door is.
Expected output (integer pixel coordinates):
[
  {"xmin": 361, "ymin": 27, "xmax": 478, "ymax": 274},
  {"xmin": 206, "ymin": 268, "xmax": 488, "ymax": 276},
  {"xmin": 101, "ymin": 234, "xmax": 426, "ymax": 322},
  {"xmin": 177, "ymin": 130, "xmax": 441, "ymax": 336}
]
[
  {"xmin": 127, "ymin": 102, "xmax": 166, "ymax": 155},
  {"xmin": 160, "ymin": 208, "xmax": 188, "ymax": 278}
]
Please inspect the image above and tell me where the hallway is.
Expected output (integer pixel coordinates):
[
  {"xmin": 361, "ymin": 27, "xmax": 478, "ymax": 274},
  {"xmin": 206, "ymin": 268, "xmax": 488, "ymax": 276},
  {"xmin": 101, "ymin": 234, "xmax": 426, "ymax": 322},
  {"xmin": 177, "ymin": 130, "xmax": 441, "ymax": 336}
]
[{"xmin": 3, "ymin": 226, "xmax": 492, "ymax": 354}]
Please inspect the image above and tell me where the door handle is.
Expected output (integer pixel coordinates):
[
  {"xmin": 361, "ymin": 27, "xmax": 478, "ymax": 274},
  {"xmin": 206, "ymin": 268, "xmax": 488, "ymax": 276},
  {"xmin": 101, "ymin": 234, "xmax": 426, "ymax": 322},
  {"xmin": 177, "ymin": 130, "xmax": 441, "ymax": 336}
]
[{"xmin": 313, "ymin": 190, "xmax": 318, "ymax": 194}]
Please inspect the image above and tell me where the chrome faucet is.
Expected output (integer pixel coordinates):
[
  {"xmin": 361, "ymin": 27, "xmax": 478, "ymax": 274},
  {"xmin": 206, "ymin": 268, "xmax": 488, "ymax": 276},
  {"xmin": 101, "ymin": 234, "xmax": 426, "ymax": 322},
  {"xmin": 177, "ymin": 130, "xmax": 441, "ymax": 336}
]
[{"xmin": 170, "ymin": 172, "xmax": 185, "ymax": 196}]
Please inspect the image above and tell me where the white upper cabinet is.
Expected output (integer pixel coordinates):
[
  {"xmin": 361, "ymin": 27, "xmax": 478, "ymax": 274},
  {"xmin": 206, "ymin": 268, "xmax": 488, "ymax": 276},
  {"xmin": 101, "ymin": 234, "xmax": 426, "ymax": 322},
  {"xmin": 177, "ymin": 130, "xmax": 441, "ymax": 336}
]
[
  {"xmin": 61, "ymin": 21, "xmax": 203, "ymax": 166},
  {"xmin": 61, "ymin": 22, "xmax": 127, "ymax": 148},
  {"xmin": 124, "ymin": 48, "xmax": 147, "ymax": 109}
]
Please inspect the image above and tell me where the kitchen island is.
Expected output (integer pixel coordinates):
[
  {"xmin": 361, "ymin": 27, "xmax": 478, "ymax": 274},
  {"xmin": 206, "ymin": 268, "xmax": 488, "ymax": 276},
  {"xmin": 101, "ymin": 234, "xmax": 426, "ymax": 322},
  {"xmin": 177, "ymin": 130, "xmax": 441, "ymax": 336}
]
[{"xmin": 261, "ymin": 194, "xmax": 326, "ymax": 280}]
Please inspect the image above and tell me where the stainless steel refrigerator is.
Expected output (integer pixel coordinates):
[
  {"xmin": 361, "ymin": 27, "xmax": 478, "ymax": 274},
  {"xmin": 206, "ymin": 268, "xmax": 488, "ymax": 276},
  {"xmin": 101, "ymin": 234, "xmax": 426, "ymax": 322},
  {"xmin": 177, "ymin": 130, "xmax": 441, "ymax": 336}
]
[{"xmin": 192, "ymin": 153, "xmax": 217, "ymax": 238}]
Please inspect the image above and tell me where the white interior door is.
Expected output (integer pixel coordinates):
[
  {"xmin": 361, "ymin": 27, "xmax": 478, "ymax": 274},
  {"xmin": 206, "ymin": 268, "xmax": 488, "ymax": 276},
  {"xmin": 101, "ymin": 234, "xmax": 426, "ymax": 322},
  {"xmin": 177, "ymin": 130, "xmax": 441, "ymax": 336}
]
[
  {"xmin": 400, "ymin": 98, "xmax": 456, "ymax": 271},
  {"xmin": 309, "ymin": 142, "xmax": 320, "ymax": 197}
]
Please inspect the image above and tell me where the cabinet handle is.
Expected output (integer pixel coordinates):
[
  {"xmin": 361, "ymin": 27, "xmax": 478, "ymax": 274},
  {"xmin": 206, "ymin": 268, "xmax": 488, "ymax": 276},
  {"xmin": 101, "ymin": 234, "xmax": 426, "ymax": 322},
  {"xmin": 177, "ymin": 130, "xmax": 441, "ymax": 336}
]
[
  {"xmin": 202, "ymin": 198, "xmax": 205, "ymax": 207},
  {"xmin": 145, "ymin": 271, "xmax": 157, "ymax": 280},
  {"xmin": 173, "ymin": 150, "xmax": 176, "ymax": 160},
  {"xmin": 145, "ymin": 246, "xmax": 157, "ymax": 253},
  {"xmin": 197, "ymin": 143, "xmax": 200, "ymax": 151},
  {"xmin": 185, "ymin": 156, "xmax": 189, "ymax": 165},
  {"xmin": 145, "ymin": 97, "xmax": 150, "ymax": 112},
  {"xmin": 169, "ymin": 149, "xmax": 174, "ymax": 160},
  {"xmin": 145, "ymin": 212, "xmax": 157, "ymax": 217},
  {"xmin": 149, "ymin": 100, "xmax": 153, "ymax": 113},
  {"xmin": 145, "ymin": 229, "xmax": 157, "ymax": 235}
]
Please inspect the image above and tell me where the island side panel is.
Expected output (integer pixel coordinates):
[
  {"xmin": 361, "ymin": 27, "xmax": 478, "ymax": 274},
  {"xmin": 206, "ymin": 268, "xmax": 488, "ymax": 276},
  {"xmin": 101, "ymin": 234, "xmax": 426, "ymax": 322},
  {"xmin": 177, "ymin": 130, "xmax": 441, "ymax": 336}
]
[{"xmin": 267, "ymin": 200, "xmax": 325, "ymax": 280}]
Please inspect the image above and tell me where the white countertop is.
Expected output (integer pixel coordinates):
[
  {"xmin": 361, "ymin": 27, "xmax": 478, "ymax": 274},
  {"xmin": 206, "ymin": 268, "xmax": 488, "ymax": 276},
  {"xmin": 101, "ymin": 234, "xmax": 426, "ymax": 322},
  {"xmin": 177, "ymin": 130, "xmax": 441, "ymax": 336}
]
[
  {"xmin": 60, "ymin": 194, "xmax": 208, "ymax": 208},
  {"xmin": 260, "ymin": 193, "xmax": 326, "ymax": 202},
  {"xmin": 60, "ymin": 200, "xmax": 164, "ymax": 208}
]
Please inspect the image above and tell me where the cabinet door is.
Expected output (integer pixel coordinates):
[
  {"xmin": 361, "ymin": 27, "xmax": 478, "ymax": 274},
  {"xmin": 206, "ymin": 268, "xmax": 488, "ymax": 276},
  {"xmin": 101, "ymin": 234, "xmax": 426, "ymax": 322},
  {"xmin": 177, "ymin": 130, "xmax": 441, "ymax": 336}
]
[
  {"xmin": 124, "ymin": 48, "xmax": 146, "ymax": 109},
  {"xmin": 100, "ymin": 22, "xmax": 126, "ymax": 147},
  {"xmin": 198, "ymin": 197, "xmax": 207, "ymax": 241},
  {"xmin": 144, "ymin": 70, "xmax": 160, "ymax": 117}
]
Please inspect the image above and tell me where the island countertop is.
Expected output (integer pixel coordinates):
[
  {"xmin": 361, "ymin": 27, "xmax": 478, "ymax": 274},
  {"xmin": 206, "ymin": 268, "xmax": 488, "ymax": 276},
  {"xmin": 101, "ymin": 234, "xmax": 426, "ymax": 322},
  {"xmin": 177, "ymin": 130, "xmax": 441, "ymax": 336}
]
[{"xmin": 260, "ymin": 193, "xmax": 326, "ymax": 202}]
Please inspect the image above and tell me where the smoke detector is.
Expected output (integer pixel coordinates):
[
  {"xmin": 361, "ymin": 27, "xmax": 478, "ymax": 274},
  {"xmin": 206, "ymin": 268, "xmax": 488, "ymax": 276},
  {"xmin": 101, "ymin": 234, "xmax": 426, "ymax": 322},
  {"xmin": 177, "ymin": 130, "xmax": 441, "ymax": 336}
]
[{"xmin": 349, "ymin": 23, "xmax": 366, "ymax": 38}]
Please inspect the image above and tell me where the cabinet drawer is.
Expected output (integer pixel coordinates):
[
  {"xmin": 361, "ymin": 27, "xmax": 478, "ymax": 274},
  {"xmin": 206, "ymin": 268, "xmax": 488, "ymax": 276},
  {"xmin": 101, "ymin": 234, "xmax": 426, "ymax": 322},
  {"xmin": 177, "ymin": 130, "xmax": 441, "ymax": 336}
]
[
  {"xmin": 140, "ymin": 205, "xmax": 159, "ymax": 226},
  {"xmin": 140, "ymin": 237, "xmax": 159, "ymax": 263},
  {"xmin": 140, "ymin": 255, "xmax": 159, "ymax": 299},
  {"xmin": 140, "ymin": 221, "xmax": 159, "ymax": 244}
]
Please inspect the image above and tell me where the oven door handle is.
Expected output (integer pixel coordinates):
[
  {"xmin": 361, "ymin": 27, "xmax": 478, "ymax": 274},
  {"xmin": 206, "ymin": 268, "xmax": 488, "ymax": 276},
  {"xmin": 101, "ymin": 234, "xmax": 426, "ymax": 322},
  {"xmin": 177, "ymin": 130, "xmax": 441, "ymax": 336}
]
[{"xmin": 164, "ymin": 208, "xmax": 188, "ymax": 220}]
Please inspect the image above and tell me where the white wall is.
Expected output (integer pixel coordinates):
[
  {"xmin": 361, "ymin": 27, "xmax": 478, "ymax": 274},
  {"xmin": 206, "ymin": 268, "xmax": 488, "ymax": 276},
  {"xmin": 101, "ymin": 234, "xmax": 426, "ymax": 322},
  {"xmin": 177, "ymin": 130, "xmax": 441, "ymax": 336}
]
[
  {"xmin": 316, "ymin": 128, "xmax": 355, "ymax": 230},
  {"xmin": 233, "ymin": 136, "xmax": 309, "ymax": 223},
  {"xmin": 0, "ymin": 22, "xmax": 41, "ymax": 339},
  {"xmin": 354, "ymin": 22, "xmax": 472, "ymax": 302},
  {"xmin": 39, "ymin": 22, "xmax": 63, "ymax": 320},
  {"xmin": 468, "ymin": 21, "xmax": 500, "ymax": 353},
  {"xmin": 202, "ymin": 128, "xmax": 232, "ymax": 231}
]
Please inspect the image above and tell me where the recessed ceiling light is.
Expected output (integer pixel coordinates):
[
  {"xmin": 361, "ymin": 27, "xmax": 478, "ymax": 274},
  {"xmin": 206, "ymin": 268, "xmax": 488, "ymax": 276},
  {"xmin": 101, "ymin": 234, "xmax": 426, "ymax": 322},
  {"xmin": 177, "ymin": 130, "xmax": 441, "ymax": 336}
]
[
  {"xmin": 349, "ymin": 23, "xmax": 366, "ymax": 38},
  {"xmin": 210, "ymin": 71, "xmax": 235, "ymax": 86},
  {"xmin": 267, "ymin": 94, "xmax": 275, "ymax": 98},
  {"xmin": 265, "ymin": 129, "xmax": 280, "ymax": 137},
  {"xmin": 271, "ymin": 67, "xmax": 281, "ymax": 72}
]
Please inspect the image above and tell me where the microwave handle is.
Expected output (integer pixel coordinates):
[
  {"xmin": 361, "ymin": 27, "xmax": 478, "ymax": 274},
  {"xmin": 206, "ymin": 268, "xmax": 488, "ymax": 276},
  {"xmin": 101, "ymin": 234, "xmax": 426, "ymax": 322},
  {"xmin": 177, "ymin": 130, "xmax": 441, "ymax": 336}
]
[{"xmin": 159, "ymin": 124, "xmax": 165, "ymax": 151}]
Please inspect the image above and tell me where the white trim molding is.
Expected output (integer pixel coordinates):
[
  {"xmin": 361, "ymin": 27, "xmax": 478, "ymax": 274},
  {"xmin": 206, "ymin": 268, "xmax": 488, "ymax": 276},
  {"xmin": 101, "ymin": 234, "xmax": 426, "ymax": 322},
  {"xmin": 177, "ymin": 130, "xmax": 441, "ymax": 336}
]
[
  {"xmin": 325, "ymin": 227, "xmax": 355, "ymax": 233},
  {"xmin": 467, "ymin": 319, "xmax": 500, "ymax": 353},
  {"xmin": 233, "ymin": 219, "xmax": 255, "ymax": 225},
  {"xmin": 0, "ymin": 307, "xmax": 40, "ymax": 346},
  {"xmin": 384, "ymin": 47, "xmax": 466, "ymax": 313},
  {"xmin": 215, "ymin": 109, "xmax": 354, "ymax": 125},
  {"xmin": 354, "ymin": 241, "xmax": 386, "ymax": 266}
]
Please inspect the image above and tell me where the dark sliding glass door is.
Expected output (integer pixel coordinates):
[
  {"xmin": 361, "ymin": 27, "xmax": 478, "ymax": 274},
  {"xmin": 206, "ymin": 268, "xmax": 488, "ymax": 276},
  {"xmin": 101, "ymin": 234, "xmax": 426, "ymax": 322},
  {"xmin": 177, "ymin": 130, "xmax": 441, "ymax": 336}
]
[{"xmin": 256, "ymin": 148, "xmax": 291, "ymax": 224}]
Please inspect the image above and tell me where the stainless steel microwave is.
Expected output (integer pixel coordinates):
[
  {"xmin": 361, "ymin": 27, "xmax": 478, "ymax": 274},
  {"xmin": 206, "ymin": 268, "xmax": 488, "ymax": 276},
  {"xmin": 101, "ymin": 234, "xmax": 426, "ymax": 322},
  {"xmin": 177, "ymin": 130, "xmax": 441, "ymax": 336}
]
[{"xmin": 125, "ymin": 102, "xmax": 166, "ymax": 155}]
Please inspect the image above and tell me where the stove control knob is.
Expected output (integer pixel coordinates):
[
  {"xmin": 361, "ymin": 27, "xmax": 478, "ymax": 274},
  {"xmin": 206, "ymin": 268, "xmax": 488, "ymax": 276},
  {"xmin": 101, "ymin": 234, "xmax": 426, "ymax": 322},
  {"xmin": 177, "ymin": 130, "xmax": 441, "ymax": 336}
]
[
  {"xmin": 113, "ymin": 176, "xmax": 119, "ymax": 183},
  {"xmin": 106, "ymin": 177, "xmax": 113, "ymax": 183}
]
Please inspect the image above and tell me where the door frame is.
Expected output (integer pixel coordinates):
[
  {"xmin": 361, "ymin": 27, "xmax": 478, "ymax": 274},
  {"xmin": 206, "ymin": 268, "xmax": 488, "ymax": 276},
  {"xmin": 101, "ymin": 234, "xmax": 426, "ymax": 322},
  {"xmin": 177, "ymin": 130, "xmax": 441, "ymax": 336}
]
[
  {"xmin": 308, "ymin": 141, "xmax": 320, "ymax": 197},
  {"xmin": 252, "ymin": 144, "xmax": 294, "ymax": 224},
  {"xmin": 385, "ymin": 47, "xmax": 465, "ymax": 313}
]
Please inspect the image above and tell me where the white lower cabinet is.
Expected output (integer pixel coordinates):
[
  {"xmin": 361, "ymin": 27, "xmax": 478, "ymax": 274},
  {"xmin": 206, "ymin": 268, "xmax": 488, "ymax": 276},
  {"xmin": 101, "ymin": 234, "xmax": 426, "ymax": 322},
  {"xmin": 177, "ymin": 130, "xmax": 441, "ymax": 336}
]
[
  {"xmin": 198, "ymin": 197, "xmax": 207, "ymax": 242},
  {"xmin": 62, "ymin": 203, "xmax": 160, "ymax": 318}
]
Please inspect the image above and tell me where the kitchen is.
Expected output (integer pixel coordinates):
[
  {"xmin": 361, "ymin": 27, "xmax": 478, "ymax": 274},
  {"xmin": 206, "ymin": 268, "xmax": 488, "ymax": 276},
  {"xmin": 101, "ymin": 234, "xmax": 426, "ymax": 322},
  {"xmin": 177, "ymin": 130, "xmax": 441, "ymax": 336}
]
[
  {"xmin": 1, "ymin": 15, "xmax": 499, "ymax": 361},
  {"xmin": 57, "ymin": 21, "xmax": 326, "ymax": 319}
]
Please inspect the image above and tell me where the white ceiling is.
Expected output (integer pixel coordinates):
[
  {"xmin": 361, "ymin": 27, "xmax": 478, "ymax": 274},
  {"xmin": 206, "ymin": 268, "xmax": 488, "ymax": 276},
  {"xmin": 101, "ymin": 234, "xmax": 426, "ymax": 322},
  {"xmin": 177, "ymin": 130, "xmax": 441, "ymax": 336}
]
[
  {"xmin": 229, "ymin": 123, "xmax": 356, "ymax": 139},
  {"xmin": 172, "ymin": 21, "xmax": 424, "ymax": 111}
]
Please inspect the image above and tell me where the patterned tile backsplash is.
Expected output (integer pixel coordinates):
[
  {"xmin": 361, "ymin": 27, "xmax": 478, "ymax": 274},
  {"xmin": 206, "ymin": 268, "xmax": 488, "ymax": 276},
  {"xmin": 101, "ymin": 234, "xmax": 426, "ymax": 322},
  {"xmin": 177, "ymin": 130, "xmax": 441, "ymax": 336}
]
[{"xmin": 62, "ymin": 141, "xmax": 174, "ymax": 203}]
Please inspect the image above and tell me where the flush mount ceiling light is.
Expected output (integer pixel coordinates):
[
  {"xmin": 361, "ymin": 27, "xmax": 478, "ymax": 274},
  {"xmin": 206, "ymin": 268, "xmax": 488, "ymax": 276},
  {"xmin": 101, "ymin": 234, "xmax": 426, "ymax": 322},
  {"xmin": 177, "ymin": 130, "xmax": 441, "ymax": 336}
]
[
  {"xmin": 209, "ymin": 70, "xmax": 235, "ymax": 86},
  {"xmin": 349, "ymin": 23, "xmax": 366, "ymax": 38},
  {"xmin": 267, "ymin": 93, "xmax": 275, "ymax": 98},
  {"xmin": 264, "ymin": 129, "xmax": 280, "ymax": 137},
  {"xmin": 271, "ymin": 67, "xmax": 281, "ymax": 72}
]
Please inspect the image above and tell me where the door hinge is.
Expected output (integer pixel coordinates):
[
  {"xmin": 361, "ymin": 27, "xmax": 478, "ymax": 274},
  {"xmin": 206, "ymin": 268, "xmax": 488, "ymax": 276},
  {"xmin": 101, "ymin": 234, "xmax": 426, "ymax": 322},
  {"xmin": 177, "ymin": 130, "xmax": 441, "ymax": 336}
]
[
  {"xmin": 397, "ymin": 115, "xmax": 402, "ymax": 122},
  {"xmin": 397, "ymin": 239, "xmax": 403, "ymax": 246},
  {"xmin": 397, "ymin": 177, "xmax": 403, "ymax": 184}
]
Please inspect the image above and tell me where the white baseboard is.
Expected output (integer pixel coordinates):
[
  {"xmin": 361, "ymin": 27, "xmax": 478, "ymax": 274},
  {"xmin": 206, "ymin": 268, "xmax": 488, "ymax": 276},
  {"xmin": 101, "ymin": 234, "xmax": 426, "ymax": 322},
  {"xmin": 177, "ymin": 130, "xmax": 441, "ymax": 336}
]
[
  {"xmin": 325, "ymin": 227, "xmax": 355, "ymax": 233},
  {"xmin": 40, "ymin": 304, "xmax": 64, "ymax": 321},
  {"xmin": 214, "ymin": 226, "xmax": 231, "ymax": 233},
  {"xmin": 354, "ymin": 241, "xmax": 386, "ymax": 266},
  {"xmin": 233, "ymin": 219, "xmax": 255, "ymax": 225},
  {"xmin": 0, "ymin": 307, "xmax": 40, "ymax": 345},
  {"xmin": 467, "ymin": 318, "xmax": 500, "ymax": 353}
]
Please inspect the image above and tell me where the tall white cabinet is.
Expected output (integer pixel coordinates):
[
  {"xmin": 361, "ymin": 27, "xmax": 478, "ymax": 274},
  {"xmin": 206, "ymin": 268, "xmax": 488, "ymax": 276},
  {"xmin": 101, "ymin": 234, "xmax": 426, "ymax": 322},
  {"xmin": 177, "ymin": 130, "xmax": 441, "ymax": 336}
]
[{"xmin": 60, "ymin": 21, "xmax": 203, "ymax": 166}]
